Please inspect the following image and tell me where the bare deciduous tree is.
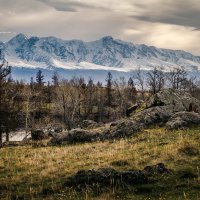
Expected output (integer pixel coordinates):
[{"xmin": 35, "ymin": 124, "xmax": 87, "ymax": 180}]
[
  {"xmin": 134, "ymin": 68, "xmax": 145, "ymax": 100},
  {"xmin": 167, "ymin": 66, "xmax": 187, "ymax": 90},
  {"xmin": 147, "ymin": 67, "xmax": 165, "ymax": 94}
]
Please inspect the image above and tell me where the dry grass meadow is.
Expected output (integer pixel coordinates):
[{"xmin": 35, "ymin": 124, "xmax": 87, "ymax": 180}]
[{"xmin": 0, "ymin": 127, "xmax": 200, "ymax": 199}]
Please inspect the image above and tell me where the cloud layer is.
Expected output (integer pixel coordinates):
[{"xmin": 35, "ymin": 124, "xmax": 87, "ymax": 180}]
[{"xmin": 0, "ymin": 0, "xmax": 200, "ymax": 54}]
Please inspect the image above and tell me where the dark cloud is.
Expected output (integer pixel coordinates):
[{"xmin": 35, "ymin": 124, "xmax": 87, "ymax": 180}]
[
  {"xmin": 131, "ymin": 0, "xmax": 200, "ymax": 29},
  {"xmin": 0, "ymin": 0, "xmax": 200, "ymax": 54},
  {"xmin": 192, "ymin": 28, "xmax": 200, "ymax": 31}
]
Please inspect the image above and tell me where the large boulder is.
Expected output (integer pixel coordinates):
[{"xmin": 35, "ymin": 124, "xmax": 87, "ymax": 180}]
[
  {"xmin": 132, "ymin": 106, "xmax": 172, "ymax": 127},
  {"xmin": 146, "ymin": 89, "xmax": 200, "ymax": 113},
  {"xmin": 166, "ymin": 111, "xmax": 200, "ymax": 130},
  {"xmin": 108, "ymin": 119, "xmax": 142, "ymax": 139},
  {"xmin": 67, "ymin": 129, "xmax": 102, "ymax": 143}
]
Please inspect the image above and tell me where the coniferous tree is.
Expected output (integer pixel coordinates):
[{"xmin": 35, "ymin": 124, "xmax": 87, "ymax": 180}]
[
  {"xmin": 52, "ymin": 71, "xmax": 59, "ymax": 86},
  {"xmin": 30, "ymin": 77, "xmax": 34, "ymax": 90},
  {"xmin": 128, "ymin": 77, "xmax": 137, "ymax": 101},
  {"xmin": 36, "ymin": 70, "xmax": 45, "ymax": 87},
  {"xmin": 0, "ymin": 57, "xmax": 11, "ymax": 146},
  {"xmin": 106, "ymin": 72, "xmax": 112, "ymax": 107}
]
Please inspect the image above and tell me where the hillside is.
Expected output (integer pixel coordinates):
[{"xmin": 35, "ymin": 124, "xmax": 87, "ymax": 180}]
[
  {"xmin": 1, "ymin": 127, "xmax": 200, "ymax": 199},
  {"xmin": 1, "ymin": 89, "xmax": 200, "ymax": 199}
]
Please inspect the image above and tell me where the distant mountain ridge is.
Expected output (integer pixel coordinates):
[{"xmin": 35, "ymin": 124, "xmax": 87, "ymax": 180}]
[
  {"xmin": 1, "ymin": 33, "xmax": 200, "ymax": 74},
  {"xmin": 0, "ymin": 34, "xmax": 200, "ymax": 82}
]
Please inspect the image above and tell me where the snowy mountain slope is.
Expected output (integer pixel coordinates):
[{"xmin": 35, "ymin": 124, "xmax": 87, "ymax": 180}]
[{"xmin": 1, "ymin": 33, "xmax": 200, "ymax": 73}]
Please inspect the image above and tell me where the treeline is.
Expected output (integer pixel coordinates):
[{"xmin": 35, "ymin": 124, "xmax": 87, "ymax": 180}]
[
  {"xmin": 1, "ymin": 59, "xmax": 200, "ymax": 145},
  {"xmin": 0, "ymin": 63, "xmax": 138, "ymax": 145}
]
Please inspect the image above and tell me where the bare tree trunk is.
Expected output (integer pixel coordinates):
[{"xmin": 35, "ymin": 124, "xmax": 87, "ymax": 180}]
[
  {"xmin": 141, "ymin": 90, "xmax": 145, "ymax": 101},
  {"xmin": 25, "ymin": 96, "xmax": 30, "ymax": 133},
  {"xmin": 6, "ymin": 130, "xmax": 9, "ymax": 142},
  {"xmin": 0, "ymin": 131, "xmax": 3, "ymax": 147},
  {"xmin": 62, "ymin": 93, "xmax": 67, "ymax": 126}
]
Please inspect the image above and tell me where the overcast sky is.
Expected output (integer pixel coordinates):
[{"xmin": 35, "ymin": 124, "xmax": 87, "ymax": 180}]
[{"xmin": 0, "ymin": 0, "xmax": 200, "ymax": 55}]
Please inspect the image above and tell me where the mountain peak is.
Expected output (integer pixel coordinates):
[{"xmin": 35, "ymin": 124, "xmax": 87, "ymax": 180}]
[
  {"xmin": 8, "ymin": 33, "xmax": 28, "ymax": 45},
  {"xmin": 100, "ymin": 36, "xmax": 114, "ymax": 46},
  {"xmin": 14, "ymin": 33, "xmax": 28, "ymax": 40},
  {"xmin": 101, "ymin": 36, "xmax": 113, "ymax": 41}
]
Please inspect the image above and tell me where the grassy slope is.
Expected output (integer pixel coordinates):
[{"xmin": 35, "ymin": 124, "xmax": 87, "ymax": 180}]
[{"xmin": 0, "ymin": 127, "xmax": 200, "ymax": 200}]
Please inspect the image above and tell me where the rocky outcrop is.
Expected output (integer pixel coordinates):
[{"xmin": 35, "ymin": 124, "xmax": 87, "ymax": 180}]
[
  {"xmin": 49, "ymin": 129, "xmax": 102, "ymax": 145},
  {"xmin": 49, "ymin": 120, "xmax": 142, "ymax": 145},
  {"xmin": 132, "ymin": 106, "xmax": 172, "ymax": 127},
  {"xmin": 108, "ymin": 119, "xmax": 142, "ymax": 139},
  {"xmin": 129, "ymin": 89, "xmax": 200, "ymax": 128},
  {"xmin": 48, "ymin": 89, "xmax": 200, "ymax": 144},
  {"xmin": 166, "ymin": 111, "xmax": 200, "ymax": 130},
  {"xmin": 64, "ymin": 163, "xmax": 170, "ymax": 188},
  {"xmin": 146, "ymin": 89, "xmax": 200, "ymax": 113},
  {"xmin": 49, "ymin": 119, "xmax": 143, "ymax": 145}
]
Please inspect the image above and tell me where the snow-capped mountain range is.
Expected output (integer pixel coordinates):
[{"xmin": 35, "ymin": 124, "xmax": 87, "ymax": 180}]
[{"xmin": 0, "ymin": 33, "xmax": 200, "ymax": 80}]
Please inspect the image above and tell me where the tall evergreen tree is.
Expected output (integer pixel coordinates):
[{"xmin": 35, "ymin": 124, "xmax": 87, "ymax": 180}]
[
  {"xmin": 105, "ymin": 72, "xmax": 113, "ymax": 107},
  {"xmin": 30, "ymin": 77, "xmax": 34, "ymax": 90},
  {"xmin": 128, "ymin": 77, "xmax": 137, "ymax": 100},
  {"xmin": 36, "ymin": 70, "xmax": 45, "ymax": 87},
  {"xmin": 52, "ymin": 71, "xmax": 59, "ymax": 86},
  {"xmin": 0, "ymin": 57, "xmax": 11, "ymax": 146}
]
